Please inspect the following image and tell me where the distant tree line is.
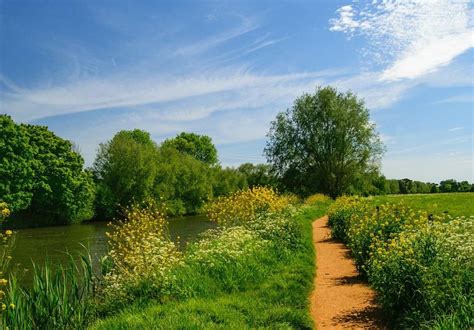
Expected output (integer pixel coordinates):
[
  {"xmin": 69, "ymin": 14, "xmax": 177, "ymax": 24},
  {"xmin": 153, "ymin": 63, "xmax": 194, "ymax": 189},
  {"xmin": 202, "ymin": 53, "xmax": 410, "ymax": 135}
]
[{"xmin": 366, "ymin": 177, "xmax": 474, "ymax": 195}]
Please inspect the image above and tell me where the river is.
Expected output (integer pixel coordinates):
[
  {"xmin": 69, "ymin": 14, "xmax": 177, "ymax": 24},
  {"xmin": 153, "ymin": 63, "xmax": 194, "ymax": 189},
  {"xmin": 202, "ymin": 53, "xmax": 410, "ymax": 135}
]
[{"xmin": 8, "ymin": 215, "xmax": 215, "ymax": 285}]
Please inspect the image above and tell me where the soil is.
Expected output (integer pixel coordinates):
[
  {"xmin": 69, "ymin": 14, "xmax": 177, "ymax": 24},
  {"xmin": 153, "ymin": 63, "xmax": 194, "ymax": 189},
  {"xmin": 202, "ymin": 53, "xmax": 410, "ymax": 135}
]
[{"xmin": 310, "ymin": 216, "xmax": 387, "ymax": 329}]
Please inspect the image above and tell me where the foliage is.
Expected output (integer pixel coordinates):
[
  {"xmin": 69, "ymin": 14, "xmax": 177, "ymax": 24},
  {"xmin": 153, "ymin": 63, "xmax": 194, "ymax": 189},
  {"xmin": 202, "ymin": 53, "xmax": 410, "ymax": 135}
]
[
  {"xmin": 0, "ymin": 202, "xmax": 14, "ymax": 319},
  {"xmin": 154, "ymin": 147, "xmax": 213, "ymax": 215},
  {"xmin": 205, "ymin": 187, "xmax": 293, "ymax": 226},
  {"xmin": 211, "ymin": 167, "xmax": 247, "ymax": 198},
  {"xmin": 265, "ymin": 86, "xmax": 384, "ymax": 198},
  {"xmin": 346, "ymin": 203, "xmax": 435, "ymax": 273},
  {"xmin": 161, "ymin": 132, "xmax": 218, "ymax": 166},
  {"xmin": 93, "ymin": 129, "xmax": 159, "ymax": 218},
  {"xmin": 368, "ymin": 218, "xmax": 474, "ymax": 327},
  {"xmin": 327, "ymin": 196, "xmax": 364, "ymax": 241},
  {"xmin": 0, "ymin": 116, "xmax": 35, "ymax": 212},
  {"xmin": 185, "ymin": 226, "xmax": 269, "ymax": 292},
  {"xmin": 101, "ymin": 202, "xmax": 182, "ymax": 309},
  {"xmin": 327, "ymin": 195, "xmax": 473, "ymax": 328},
  {"xmin": 304, "ymin": 193, "xmax": 331, "ymax": 205},
  {"xmin": 91, "ymin": 200, "xmax": 331, "ymax": 329},
  {"xmin": 0, "ymin": 115, "xmax": 95, "ymax": 224},
  {"xmin": 2, "ymin": 255, "xmax": 95, "ymax": 329},
  {"xmin": 237, "ymin": 163, "xmax": 277, "ymax": 188},
  {"xmin": 93, "ymin": 130, "xmax": 215, "ymax": 217}
]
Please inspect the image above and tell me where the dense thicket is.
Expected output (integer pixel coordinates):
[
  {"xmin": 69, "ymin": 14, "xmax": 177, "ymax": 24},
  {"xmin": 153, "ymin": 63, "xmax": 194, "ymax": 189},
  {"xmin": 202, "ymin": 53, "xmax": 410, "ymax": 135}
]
[
  {"xmin": 93, "ymin": 130, "xmax": 245, "ymax": 217},
  {"xmin": 0, "ymin": 115, "xmax": 95, "ymax": 224},
  {"xmin": 265, "ymin": 86, "xmax": 384, "ymax": 198}
]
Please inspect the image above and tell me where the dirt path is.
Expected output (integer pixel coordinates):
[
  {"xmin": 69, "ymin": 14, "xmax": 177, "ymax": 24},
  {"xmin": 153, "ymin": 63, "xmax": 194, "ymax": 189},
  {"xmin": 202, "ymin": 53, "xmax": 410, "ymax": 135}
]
[{"xmin": 310, "ymin": 216, "xmax": 386, "ymax": 329}]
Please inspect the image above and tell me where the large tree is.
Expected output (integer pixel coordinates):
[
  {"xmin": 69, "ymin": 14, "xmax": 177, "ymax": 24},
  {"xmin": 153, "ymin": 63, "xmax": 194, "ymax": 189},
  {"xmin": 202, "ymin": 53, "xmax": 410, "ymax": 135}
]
[
  {"xmin": 0, "ymin": 115, "xmax": 95, "ymax": 223},
  {"xmin": 161, "ymin": 132, "xmax": 218, "ymax": 166},
  {"xmin": 93, "ymin": 129, "xmax": 158, "ymax": 217},
  {"xmin": 265, "ymin": 86, "xmax": 384, "ymax": 198}
]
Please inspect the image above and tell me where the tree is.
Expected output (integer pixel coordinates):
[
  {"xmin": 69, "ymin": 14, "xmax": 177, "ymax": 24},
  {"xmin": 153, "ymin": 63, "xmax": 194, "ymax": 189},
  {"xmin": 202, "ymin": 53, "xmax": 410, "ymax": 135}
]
[
  {"xmin": 154, "ymin": 147, "xmax": 214, "ymax": 215},
  {"xmin": 265, "ymin": 86, "xmax": 384, "ymax": 198},
  {"xmin": 237, "ymin": 163, "xmax": 277, "ymax": 188},
  {"xmin": 212, "ymin": 167, "xmax": 247, "ymax": 197},
  {"xmin": 161, "ymin": 132, "xmax": 218, "ymax": 166},
  {"xmin": 439, "ymin": 179, "xmax": 458, "ymax": 193},
  {"xmin": 0, "ymin": 115, "xmax": 95, "ymax": 223},
  {"xmin": 0, "ymin": 115, "xmax": 35, "ymax": 212},
  {"xmin": 93, "ymin": 129, "xmax": 158, "ymax": 217}
]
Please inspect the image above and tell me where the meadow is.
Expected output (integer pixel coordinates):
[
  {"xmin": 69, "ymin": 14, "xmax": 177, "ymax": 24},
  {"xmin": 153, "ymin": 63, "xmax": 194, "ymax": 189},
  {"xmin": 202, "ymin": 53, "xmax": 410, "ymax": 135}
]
[{"xmin": 370, "ymin": 192, "xmax": 474, "ymax": 217}]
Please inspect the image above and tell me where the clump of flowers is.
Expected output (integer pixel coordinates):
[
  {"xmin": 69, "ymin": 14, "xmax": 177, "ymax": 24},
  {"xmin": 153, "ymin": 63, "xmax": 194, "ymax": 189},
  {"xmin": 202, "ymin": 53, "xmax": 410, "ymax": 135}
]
[
  {"xmin": 205, "ymin": 187, "xmax": 292, "ymax": 226},
  {"xmin": 186, "ymin": 226, "xmax": 269, "ymax": 291},
  {"xmin": 367, "ymin": 217, "xmax": 474, "ymax": 325},
  {"xmin": 327, "ymin": 196, "xmax": 366, "ymax": 241},
  {"xmin": 0, "ymin": 202, "xmax": 14, "ymax": 316},
  {"xmin": 246, "ymin": 207, "xmax": 302, "ymax": 250},
  {"xmin": 304, "ymin": 193, "xmax": 330, "ymax": 205},
  {"xmin": 347, "ymin": 202, "xmax": 437, "ymax": 273},
  {"xmin": 102, "ymin": 201, "xmax": 182, "ymax": 305}
]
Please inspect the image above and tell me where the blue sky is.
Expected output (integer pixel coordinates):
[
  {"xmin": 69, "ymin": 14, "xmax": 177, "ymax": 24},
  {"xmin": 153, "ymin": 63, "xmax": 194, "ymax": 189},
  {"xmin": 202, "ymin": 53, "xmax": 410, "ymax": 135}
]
[{"xmin": 1, "ymin": 0, "xmax": 473, "ymax": 182}]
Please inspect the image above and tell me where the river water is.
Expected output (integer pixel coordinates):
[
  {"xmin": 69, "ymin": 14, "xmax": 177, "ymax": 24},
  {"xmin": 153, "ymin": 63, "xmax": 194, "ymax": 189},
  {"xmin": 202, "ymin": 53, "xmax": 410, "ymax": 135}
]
[{"xmin": 8, "ymin": 215, "xmax": 215, "ymax": 285}]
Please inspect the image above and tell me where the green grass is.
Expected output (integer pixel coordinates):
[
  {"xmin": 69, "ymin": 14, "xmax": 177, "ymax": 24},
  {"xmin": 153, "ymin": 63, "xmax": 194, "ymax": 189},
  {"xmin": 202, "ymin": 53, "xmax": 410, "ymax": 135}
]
[
  {"xmin": 369, "ymin": 192, "xmax": 474, "ymax": 218},
  {"xmin": 90, "ymin": 203, "xmax": 330, "ymax": 329}
]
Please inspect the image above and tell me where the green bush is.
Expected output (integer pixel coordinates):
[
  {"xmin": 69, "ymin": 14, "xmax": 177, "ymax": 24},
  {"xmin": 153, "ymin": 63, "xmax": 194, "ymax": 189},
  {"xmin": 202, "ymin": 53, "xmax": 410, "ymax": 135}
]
[
  {"xmin": 327, "ymin": 196, "xmax": 364, "ymax": 242},
  {"xmin": 368, "ymin": 217, "xmax": 474, "ymax": 327}
]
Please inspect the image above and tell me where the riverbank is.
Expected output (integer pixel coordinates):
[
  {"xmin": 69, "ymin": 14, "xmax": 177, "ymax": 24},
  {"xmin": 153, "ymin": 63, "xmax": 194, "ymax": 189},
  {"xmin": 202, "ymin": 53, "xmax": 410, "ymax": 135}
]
[{"xmin": 91, "ymin": 201, "xmax": 330, "ymax": 329}]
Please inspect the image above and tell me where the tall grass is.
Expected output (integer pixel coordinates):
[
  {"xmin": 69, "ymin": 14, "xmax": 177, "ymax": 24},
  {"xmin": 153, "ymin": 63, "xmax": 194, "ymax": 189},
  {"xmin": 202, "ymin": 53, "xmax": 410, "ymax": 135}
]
[
  {"xmin": 2, "ymin": 253, "xmax": 95, "ymax": 329},
  {"xmin": 91, "ymin": 199, "xmax": 331, "ymax": 329}
]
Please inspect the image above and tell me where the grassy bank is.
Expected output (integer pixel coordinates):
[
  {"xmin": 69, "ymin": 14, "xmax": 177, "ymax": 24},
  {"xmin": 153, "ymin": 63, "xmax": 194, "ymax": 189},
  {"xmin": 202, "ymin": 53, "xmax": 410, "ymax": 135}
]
[
  {"xmin": 91, "ymin": 199, "xmax": 330, "ymax": 329},
  {"xmin": 371, "ymin": 192, "xmax": 474, "ymax": 218},
  {"xmin": 327, "ymin": 194, "xmax": 473, "ymax": 329}
]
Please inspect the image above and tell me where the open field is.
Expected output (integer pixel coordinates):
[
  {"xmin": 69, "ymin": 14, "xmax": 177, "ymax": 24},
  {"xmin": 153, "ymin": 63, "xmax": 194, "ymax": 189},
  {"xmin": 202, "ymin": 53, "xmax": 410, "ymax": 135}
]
[{"xmin": 370, "ymin": 192, "xmax": 474, "ymax": 218}]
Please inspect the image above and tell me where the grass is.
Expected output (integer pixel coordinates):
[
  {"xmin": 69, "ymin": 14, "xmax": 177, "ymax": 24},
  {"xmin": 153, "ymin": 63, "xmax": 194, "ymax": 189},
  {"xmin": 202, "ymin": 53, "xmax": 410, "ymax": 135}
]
[
  {"xmin": 90, "ymin": 202, "xmax": 330, "ymax": 329},
  {"xmin": 370, "ymin": 192, "xmax": 474, "ymax": 218}
]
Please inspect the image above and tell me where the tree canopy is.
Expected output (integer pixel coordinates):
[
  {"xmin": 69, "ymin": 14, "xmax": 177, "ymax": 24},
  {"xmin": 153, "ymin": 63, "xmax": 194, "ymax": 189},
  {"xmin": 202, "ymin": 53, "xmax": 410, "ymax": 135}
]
[
  {"xmin": 162, "ymin": 132, "xmax": 218, "ymax": 166},
  {"xmin": 93, "ymin": 130, "xmax": 221, "ymax": 217},
  {"xmin": 265, "ymin": 86, "xmax": 384, "ymax": 198},
  {"xmin": 0, "ymin": 115, "xmax": 95, "ymax": 224}
]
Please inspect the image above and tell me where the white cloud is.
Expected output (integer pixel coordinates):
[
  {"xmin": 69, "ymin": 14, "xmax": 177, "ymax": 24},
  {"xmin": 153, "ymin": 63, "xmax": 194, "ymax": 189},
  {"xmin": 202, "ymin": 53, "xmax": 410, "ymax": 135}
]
[
  {"xmin": 330, "ymin": 0, "xmax": 473, "ymax": 81},
  {"xmin": 0, "ymin": 69, "xmax": 329, "ymax": 122},
  {"xmin": 448, "ymin": 127, "xmax": 464, "ymax": 132}
]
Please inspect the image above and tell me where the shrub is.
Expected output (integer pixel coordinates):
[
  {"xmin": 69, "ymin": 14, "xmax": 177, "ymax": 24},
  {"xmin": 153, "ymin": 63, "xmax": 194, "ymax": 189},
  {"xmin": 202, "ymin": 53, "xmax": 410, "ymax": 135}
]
[
  {"xmin": 327, "ymin": 196, "xmax": 364, "ymax": 241},
  {"xmin": 304, "ymin": 193, "xmax": 330, "ymax": 205},
  {"xmin": 346, "ymin": 203, "xmax": 436, "ymax": 273},
  {"xmin": 368, "ymin": 217, "xmax": 474, "ymax": 327},
  {"xmin": 0, "ymin": 202, "xmax": 14, "ymax": 318},
  {"xmin": 205, "ymin": 187, "xmax": 291, "ymax": 226},
  {"xmin": 101, "ymin": 202, "xmax": 182, "ymax": 309}
]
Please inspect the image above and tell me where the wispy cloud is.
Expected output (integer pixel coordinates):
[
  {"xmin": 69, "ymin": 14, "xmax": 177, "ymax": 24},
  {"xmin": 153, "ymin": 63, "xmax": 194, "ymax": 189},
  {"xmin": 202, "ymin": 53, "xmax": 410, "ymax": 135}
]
[
  {"xmin": 0, "ymin": 68, "xmax": 330, "ymax": 122},
  {"xmin": 434, "ymin": 93, "xmax": 474, "ymax": 104},
  {"xmin": 175, "ymin": 15, "xmax": 259, "ymax": 56},
  {"xmin": 448, "ymin": 127, "xmax": 464, "ymax": 132},
  {"xmin": 330, "ymin": 0, "xmax": 473, "ymax": 81}
]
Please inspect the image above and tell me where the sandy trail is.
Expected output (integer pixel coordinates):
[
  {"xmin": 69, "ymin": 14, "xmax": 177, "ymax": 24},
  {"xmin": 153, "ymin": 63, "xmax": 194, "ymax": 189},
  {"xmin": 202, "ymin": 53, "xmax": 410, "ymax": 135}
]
[{"xmin": 310, "ymin": 216, "xmax": 386, "ymax": 329}]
